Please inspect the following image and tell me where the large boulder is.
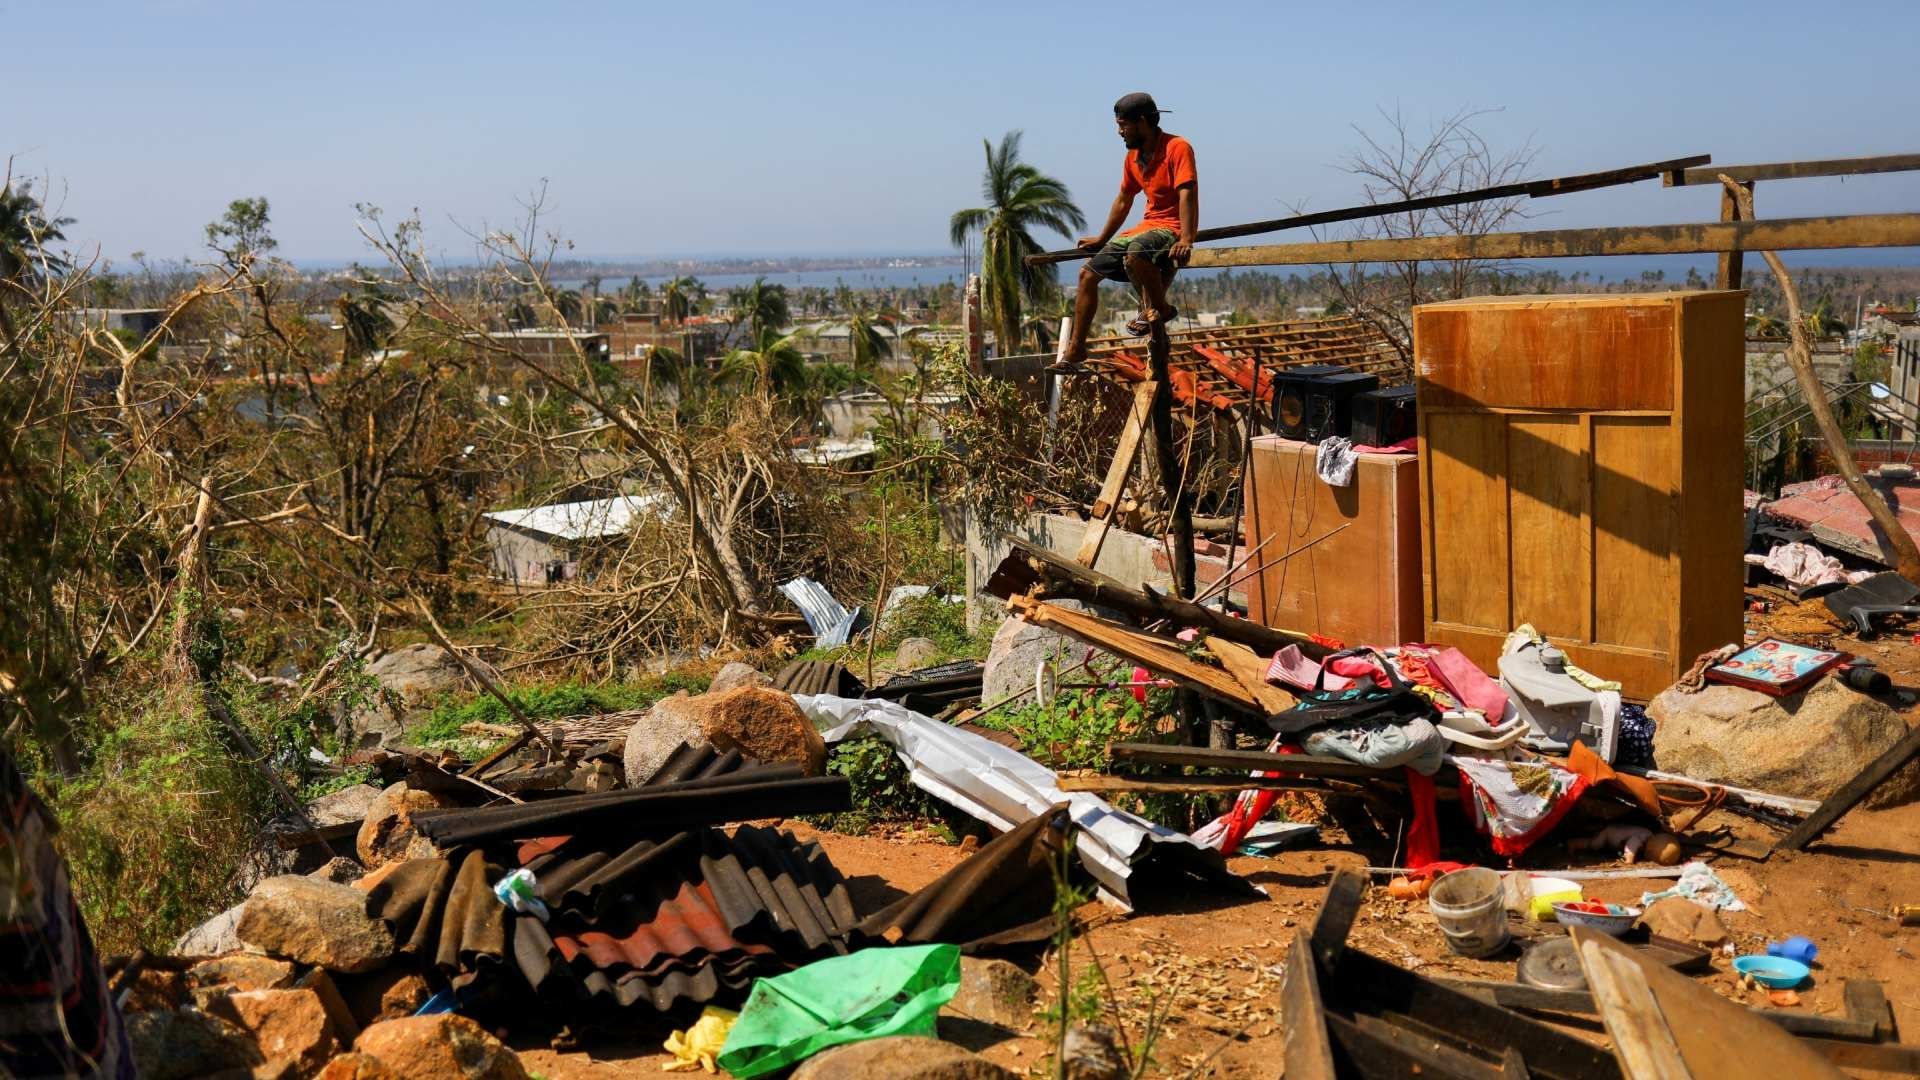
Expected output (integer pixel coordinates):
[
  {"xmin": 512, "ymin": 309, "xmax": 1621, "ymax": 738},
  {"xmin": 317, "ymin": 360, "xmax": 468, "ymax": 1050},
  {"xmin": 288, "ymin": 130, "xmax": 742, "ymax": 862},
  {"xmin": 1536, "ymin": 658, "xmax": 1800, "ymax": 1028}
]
[
  {"xmin": 316, "ymin": 1054, "xmax": 400, "ymax": 1080},
  {"xmin": 203, "ymin": 987, "xmax": 341, "ymax": 1075},
  {"xmin": 186, "ymin": 955, "xmax": 297, "ymax": 993},
  {"xmin": 893, "ymin": 637, "xmax": 943, "ymax": 673},
  {"xmin": 308, "ymin": 784, "xmax": 383, "ymax": 827},
  {"xmin": 331, "ymin": 969, "xmax": 432, "ymax": 1029},
  {"xmin": 791, "ymin": 1035, "xmax": 1016, "ymax": 1080},
  {"xmin": 981, "ymin": 601, "xmax": 1124, "ymax": 707},
  {"xmin": 356, "ymin": 782, "xmax": 454, "ymax": 869},
  {"xmin": 237, "ymin": 876, "xmax": 396, "ymax": 974},
  {"xmin": 176, "ymin": 900, "xmax": 252, "ymax": 957},
  {"xmin": 126, "ymin": 1008, "xmax": 263, "ymax": 1080},
  {"xmin": 709, "ymin": 661, "xmax": 774, "ymax": 694},
  {"xmin": 352, "ymin": 1015, "xmax": 528, "ymax": 1080},
  {"xmin": 622, "ymin": 688, "xmax": 826, "ymax": 785},
  {"xmin": 337, "ymin": 644, "xmax": 502, "ymax": 749},
  {"xmin": 1649, "ymin": 679, "xmax": 1920, "ymax": 806}
]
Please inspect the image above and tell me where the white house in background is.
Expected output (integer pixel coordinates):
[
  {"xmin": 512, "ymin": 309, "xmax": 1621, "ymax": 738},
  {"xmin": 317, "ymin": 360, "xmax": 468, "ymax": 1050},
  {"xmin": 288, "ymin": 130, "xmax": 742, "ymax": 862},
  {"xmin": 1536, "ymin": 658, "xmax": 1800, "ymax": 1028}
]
[{"xmin": 481, "ymin": 493, "xmax": 670, "ymax": 586}]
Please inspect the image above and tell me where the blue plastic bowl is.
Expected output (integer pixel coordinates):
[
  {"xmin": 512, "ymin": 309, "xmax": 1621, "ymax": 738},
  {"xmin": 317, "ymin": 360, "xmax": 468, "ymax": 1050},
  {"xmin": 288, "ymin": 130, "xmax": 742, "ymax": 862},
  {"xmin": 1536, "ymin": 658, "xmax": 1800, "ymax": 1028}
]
[{"xmin": 1734, "ymin": 954, "xmax": 1810, "ymax": 989}]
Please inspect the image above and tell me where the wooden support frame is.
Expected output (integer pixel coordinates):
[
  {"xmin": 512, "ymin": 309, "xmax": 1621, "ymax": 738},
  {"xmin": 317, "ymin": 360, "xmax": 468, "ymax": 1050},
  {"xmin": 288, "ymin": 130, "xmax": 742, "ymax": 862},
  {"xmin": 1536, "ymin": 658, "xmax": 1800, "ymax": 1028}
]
[
  {"xmin": 1182, "ymin": 212, "xmax": 1920, "ymax": 269},
  {"xmin": 1663, "ymin": 152, "xmax": 1920, "ymax": 186},
  {"xmin": 1003, "ymin": 594, "xmax": 1260, "ymax": 710},
  {"xmin": 1108, "ymin": 741, "xmax": 1397, "ymax": 780},
  {"xmin": 1076, "ymin": 380, "xmax": 1156, "ymax": 566}
]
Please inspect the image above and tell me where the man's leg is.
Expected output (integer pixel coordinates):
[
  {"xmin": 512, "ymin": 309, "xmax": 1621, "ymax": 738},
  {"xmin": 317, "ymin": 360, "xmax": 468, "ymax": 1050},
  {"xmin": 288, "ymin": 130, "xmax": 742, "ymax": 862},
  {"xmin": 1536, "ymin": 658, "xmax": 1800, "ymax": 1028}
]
[
  {"xmin": 1061, "ymin": 262, "xmax": 1103, "ymax": 365},
  {"xmin": 1126, "ymin": 252, "xmax": 1174, "ymax": 324}
]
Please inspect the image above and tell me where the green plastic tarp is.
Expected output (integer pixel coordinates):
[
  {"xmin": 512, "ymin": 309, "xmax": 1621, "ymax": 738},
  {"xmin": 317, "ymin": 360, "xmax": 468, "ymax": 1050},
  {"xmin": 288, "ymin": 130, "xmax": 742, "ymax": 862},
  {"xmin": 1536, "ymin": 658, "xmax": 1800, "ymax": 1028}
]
[{"xmin": 715, "ymin": 943, "xmax": 962, "ymax": 1078}]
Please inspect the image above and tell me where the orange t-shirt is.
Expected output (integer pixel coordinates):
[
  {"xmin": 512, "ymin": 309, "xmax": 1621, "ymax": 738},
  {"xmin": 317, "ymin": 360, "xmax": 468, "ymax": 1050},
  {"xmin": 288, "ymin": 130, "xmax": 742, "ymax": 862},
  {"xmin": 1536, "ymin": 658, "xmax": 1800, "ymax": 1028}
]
[{"xmin": 1119, "ymin": 132, "xmax": 1197, "ymax": 237}]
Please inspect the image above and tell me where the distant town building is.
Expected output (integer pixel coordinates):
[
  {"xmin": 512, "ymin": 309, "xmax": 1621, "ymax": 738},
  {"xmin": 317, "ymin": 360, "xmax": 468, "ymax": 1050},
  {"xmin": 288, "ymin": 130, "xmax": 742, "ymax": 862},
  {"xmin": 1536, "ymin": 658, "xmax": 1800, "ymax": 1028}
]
[{"xmin": 481, "ymin": 493, "xmax": 669, "ymax": 586}]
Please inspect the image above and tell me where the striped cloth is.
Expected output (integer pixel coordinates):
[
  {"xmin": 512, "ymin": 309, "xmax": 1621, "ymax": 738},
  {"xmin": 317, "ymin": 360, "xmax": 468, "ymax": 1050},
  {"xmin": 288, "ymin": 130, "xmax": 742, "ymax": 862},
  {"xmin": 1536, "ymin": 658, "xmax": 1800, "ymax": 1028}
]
[{"xmin": 0, "ymin": 747, "xmax": 134, "ymax": 1079}]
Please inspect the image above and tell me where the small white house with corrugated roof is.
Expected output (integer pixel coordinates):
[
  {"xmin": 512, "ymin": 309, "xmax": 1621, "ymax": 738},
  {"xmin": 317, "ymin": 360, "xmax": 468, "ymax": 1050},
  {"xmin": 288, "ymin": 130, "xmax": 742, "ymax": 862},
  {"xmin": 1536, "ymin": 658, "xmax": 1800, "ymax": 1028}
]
[{"xmin": 481, "ymin": 493, "xmax": 669, "ymax": 585}]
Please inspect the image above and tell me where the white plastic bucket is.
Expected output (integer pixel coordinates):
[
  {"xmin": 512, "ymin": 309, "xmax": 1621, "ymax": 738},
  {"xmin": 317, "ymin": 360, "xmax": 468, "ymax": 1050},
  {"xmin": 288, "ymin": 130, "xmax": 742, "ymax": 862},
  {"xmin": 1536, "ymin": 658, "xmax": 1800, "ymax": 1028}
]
[{"xmin": 1428, "ymin": 867, "xmax": 1510, "ymax": 957}]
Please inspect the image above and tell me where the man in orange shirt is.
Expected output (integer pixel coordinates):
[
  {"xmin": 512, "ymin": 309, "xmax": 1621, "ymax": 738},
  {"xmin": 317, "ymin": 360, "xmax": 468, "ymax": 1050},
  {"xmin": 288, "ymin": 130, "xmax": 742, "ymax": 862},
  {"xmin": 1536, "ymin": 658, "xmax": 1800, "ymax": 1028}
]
[{"xmin": 1061, "ymin": 92, "xmax": 1198, "ymax": 366}]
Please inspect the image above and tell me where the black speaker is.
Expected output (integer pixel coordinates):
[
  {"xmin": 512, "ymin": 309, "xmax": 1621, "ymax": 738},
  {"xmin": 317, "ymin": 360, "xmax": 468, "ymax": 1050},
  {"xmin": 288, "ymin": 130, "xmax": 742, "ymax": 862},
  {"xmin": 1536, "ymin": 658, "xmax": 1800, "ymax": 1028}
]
[
  {"xmin": 1303, "ymin": 371, "xmax": 1379, "ymax": 442},
  {"xmin": 1351, "ymin": 384, "xmax": 1418, "ymax": 447},
  {"xmin": 1273, "ymin": 364, "xmax": 1350, "ymax": 440}
]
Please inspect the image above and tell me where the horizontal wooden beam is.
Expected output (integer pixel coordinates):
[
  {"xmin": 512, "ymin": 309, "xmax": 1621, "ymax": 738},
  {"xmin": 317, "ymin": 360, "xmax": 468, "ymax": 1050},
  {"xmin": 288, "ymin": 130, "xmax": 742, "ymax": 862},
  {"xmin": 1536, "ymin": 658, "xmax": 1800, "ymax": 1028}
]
[
  {"xmin": 1027, "ymin": 153, "xmax": 1708, "ymax": 264},
  {"xmin": 1107, "ymin": 740, "xmax": 1396, "ymax": 779},
  {"xmin": 1187, "ymin": 212, "xmax": 1920, "ymax": 269},
  {"xmin": 1666, "ymin": 152, "xmax": 1920, "ymax": 186}
]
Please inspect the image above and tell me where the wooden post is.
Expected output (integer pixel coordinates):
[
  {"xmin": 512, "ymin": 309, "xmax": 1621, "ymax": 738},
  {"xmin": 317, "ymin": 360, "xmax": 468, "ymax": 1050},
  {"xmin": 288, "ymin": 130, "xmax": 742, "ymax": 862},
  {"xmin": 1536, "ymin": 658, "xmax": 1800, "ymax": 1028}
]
[
  {"xmin": 1147, "ymin": 323, "xmax": 1195, "ymax": 599},
  {"xmin": 1717, "ymin": 181, "xmax": 1754, "ymax": 289}
]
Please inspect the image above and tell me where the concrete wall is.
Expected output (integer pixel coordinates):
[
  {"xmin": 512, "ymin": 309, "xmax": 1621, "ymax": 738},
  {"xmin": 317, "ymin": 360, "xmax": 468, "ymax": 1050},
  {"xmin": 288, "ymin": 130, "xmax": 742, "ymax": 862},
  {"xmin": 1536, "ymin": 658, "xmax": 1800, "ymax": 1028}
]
[{"xmin": 963, "ymin": 510, "xmax": 1242, "ymax": 631}]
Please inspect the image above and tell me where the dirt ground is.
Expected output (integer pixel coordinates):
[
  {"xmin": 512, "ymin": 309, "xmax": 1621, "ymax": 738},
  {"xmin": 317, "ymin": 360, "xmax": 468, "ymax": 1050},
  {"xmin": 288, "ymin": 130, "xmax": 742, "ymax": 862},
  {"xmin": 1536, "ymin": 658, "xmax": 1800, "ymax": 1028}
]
[{"xmin": 518, "ymin": 600, "xmax": 1920, "ymax": 1077}]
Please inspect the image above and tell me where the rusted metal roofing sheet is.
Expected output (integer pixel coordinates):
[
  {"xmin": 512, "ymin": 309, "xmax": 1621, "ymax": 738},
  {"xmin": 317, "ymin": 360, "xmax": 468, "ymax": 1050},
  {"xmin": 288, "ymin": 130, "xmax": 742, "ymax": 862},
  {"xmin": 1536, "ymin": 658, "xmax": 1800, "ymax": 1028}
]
[{"xmin": 408, "ymin": 770, "xmax": 847, "ymax": 847}]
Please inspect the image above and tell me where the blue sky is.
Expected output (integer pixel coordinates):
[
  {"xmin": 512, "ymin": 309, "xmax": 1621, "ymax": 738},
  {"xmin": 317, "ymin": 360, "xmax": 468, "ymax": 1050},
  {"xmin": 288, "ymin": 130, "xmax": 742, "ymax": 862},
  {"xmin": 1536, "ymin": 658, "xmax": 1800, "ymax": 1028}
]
[{"xmin": 9, "ymin": 0, "xmax": 1918, "ymax": 265}]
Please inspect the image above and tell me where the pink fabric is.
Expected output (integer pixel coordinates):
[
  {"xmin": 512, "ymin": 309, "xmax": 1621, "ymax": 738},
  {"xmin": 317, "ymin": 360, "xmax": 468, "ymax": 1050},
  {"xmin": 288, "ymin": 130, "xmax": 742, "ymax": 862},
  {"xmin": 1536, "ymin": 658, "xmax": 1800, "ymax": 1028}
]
[
  {"xmin": 1326, "ymin": 654, "xmax": 1391, "ymax": 689},
  {"xmin": 1352, "ymin": 437, "xmax": 1417, "ymax": 454},
  {"xmin": 1423, "ymin": 645, "xmax": 1510, "ymax": 718},
  {"xmin": 1216, "ymin": 742, "xmax": 1304, "ymax": 855},
  {"xmin": 1264, "ymin": 645, "xmax": 1355, "ymax": 692}
]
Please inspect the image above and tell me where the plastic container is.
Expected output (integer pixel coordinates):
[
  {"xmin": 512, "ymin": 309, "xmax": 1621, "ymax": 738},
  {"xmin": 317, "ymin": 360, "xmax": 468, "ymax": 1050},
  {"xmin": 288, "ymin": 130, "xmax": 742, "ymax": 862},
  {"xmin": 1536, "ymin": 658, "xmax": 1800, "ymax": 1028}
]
[
  {"xmin": 1734, "ymin": 955, "xmax": 1810, "ymax": 989},
  {"xmin": 1766, "ymin": 936, "xmax": 1818, "ymax": 965},
  {"xmin": 1525, "ymin": 876, "xmax": 1583, "ymax": 921},
  {"xmin": 1429, "ymin": 867, "xmax": 1510, "ymax": 957},
  {"xmin": 1550, "ymin": 901, "xmax": 1640, "ymax": 937}
]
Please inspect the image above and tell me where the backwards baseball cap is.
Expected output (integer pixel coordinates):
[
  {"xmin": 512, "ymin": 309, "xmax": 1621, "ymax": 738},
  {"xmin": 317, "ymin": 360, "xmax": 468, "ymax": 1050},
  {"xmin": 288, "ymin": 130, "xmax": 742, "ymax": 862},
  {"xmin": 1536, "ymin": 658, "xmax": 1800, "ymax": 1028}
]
[{"xmin": 1113, "ymin": 92, "xmax": 1167, "ymax": 121}]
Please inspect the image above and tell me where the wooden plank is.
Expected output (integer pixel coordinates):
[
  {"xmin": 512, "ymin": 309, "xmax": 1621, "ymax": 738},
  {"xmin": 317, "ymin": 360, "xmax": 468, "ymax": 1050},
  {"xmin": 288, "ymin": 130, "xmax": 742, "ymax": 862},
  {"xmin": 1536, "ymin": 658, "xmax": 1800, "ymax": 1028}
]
[
  {"xmin": 1349, "ymin": 1013, "xmax": 1509, "ymax": 1079},
  {"xmin": 1843, "ymin": 979, "xmax": 1896, "ymax": 1041},
  {"xmin": 1327, "ymin": 1012, "xmax": 1497, "ymax": 1080},
  {"xmin": 1076, "ymin": 380, "xmax": 1156, "ymax": 566},
  {"xmin": 1185, "ymin": 213, "xmax": 1920, "ymax": 269},
  {"xmin": 1107, "ymin": 741, "xmax": 1397, "ymax": 779},
  {"xmin": 1335, "ymin": 950, "xmax": 1623, "ymax": 1080},
  {"xmin": 1309, "ymin": 869, "xmax": 1369, "ymax": 974},
  {"xmin": 1414, "ymin": 299, "xmax": 1677, "ymax": 412},
  {"xmin": 1715, "ymin": 182, "xmax": 1749, "ymax": 289},
  {"xmin": 1667, "ymin": 152, "xmax": 1920, "ymax": 186},
  {"xmin": 1029, "ymin": 153, "xmax": 1708, "ymax": 263},
  {"xmin": 1578, "ymin": 933, "xmax": 1692, "ymax": 1080},
  {"xmin": 1775, "ymin": 722, "xmax": 1920, "ymax": 852},
  {"xmin": 271, "ymin": 820, "xmax": 360, "ymax": 851},
  {"xmin": 1055, "ymin": 774, "xmax": 1328, "ymax": 795},
  {"xmin": 1004, "ymin": 595, "xmax": 1260, "ymax": 711},
  {"xmin": 1572, "ymin": 928, "xmax": 1844, "ymax": 1080},
  {"xmin": 1433, "ymin": 979, "xmax": 1879, "ymax": 1040},
  {"xmin": 1797, "ymin": 1037, "xmax": 1920, "ymax": 1074},
  {"xmin": 1202, "ymin": 636, "xmax": 1297, "ymax": 715},
  {"xmin": 1281, "ymin": 928, "xmax": 1338, "ymax": 1080}
]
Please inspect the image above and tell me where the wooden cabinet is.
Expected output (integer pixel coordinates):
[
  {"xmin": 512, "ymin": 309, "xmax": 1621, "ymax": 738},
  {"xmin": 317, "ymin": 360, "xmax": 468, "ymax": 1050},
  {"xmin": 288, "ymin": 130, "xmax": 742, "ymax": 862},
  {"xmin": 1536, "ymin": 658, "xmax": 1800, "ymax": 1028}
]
[
  {"xmin": 1413, "ymin": 292, "xmax": 1745, "ymax": 700},
  {"xmin": 1243, "ymin": 436, "xmax": 1423, "ymax": 648}
]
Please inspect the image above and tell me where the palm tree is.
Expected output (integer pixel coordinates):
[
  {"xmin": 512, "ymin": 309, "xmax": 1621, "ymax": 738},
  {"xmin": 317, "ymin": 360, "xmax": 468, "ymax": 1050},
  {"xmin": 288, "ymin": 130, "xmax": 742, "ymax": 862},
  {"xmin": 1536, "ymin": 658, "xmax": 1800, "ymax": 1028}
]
[
  {"xmin": 662, "ymin": 276, "xmax": 696, "ymax": 325},
  {"xmin": 949, "ymin": 131, "xmax": 1085, "ymax": 354},
  {"xmin": 846, "ymin": 308, "xmax": 893, "ymax": 376},
  {"xmin": 728, "ymin": 277, "xmax": 790, "ymax": 348},
  {"xmin": 0, "ymin": 181, "xmax": 73, "ymax": 340},
  {"xmin": 338, "ymin": 286, "xmax": 398, "ymax": 360},
  {"xmin": 720, "ymin": 326, "xmax": 810, "ymax": 398}
]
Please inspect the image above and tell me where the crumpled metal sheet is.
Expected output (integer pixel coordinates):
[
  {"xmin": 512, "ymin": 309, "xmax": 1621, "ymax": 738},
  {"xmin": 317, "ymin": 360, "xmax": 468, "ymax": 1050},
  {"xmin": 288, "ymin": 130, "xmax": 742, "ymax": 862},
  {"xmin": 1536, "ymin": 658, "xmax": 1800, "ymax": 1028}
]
[
  {"xmin": 361, "ymin": 849, "xmax": 509, "ymax": 973},
  {"xmin": 796, "ymin": 693, "xmax": 1246, "ymax": 909},
  {"xmin": 512, "ymin": 824, "xmax": 857, "ymax": 1013},
  {"xmin": 779, "ymin": 576, "xmax": 862, "ymax": 647},
  {"xmin": 855, "ymin": 806, "xmax": 1068, "ymax": 952}
]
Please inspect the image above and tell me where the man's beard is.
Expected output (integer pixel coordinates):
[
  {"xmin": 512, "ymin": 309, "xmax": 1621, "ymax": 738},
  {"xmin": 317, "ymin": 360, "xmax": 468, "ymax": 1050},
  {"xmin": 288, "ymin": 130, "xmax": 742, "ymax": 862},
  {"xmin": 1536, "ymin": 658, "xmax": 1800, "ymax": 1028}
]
[{"xmin": 1122, "ymin": 132, "xmax": 1144, "ymax": 150}]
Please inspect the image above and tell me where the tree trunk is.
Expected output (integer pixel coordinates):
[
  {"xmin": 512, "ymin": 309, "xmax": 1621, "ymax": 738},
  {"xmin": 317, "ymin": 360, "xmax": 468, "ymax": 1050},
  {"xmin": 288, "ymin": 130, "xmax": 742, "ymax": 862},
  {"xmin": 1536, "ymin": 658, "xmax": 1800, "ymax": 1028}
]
[{"xmin": 1721, "ymin": 178, "xmax": 1920, "ymax": 584}]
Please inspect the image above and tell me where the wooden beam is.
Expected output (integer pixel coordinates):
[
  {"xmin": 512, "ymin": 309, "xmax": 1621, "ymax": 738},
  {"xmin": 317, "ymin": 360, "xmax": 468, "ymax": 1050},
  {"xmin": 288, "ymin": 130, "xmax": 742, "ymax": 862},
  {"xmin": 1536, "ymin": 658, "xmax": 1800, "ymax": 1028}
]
[
  {"xmin": 1716, "ymin": 182, "xmax": 1752, "ymax": 290},
  {"xmin": 988, "ymin": 534, "xmax": 1324, "ymax": 655},
  {"xmin": 1203, "ymin": 637, "xmax": 1297, "ymax": 715},
  {"xmin": 1774, "ymin": 722, "xmax": 1920, "ymax": 852},
  {"xmin": 1281, "ymin": 928, "xmax": 1339, "ymax": 1080},
  {"xmin": 1027, "ymin": 153, "xmax": 1708, "ymax": 264},
  {"xmin": 1185, "ymin": 212, "xmax": 1920, "ymax": 270},
  {"xmin": 1076, "ymin": 380, "xmax": 1156, "ymax": 566},
  {"xmin": 1310, "ymin": 868, "xmax": 1369, "ymax": 974},
  {"xmin": 1844, "ymin": 979, "xmax": 1897, "ymax": 1042},
  {"xmin": 1055, "ymin": 774, "xmax": 1329, "ymax": 795},
  {"xmin": 1798, "ymin": 1038, "xmax": 1920, "ymax": 1074},
  {"xmin": 1108, "ymin": 740, "xmax": 1397, "ymax": 779},
  {"xmin": 1666, "ymin": 152, "xmax": 1920, "ymax": 186},
  {"xmin": 1579, "ymin": 934, "xmax": 1693, "ymax": 1080},
  {"xmin": 1435, "ymin": 979, "xmax": 1879, "ymax": 1041},
  {"xmin": 1004, "ymin": 595, "xmax": 1260, "ymax": 711}
]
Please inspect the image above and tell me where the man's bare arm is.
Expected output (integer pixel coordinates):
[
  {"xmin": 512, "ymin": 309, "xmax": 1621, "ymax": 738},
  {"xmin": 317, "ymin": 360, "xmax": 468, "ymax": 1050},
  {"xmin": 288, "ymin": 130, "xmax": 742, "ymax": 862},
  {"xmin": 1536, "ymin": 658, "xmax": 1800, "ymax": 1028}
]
[
  {"xmin": 1171, "ymin": 184, "xmax": 1198, "ymax": 262},
  {"xmin": 1078, "ymin": 193, "xmax": 1135, "ymax": 251}
]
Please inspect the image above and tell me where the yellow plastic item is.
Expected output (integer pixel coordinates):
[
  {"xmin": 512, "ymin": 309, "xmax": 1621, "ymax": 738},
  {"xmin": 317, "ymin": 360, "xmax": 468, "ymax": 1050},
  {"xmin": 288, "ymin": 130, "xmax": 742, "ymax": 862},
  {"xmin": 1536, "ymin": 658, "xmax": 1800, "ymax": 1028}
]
[
  {"xmin": 1525, "ymin": 877, "xmax": 1583, "ymax": 921},
  {"xmin": 664, "ymin": 1006, "xmax": 739, "ymax": 1073}
]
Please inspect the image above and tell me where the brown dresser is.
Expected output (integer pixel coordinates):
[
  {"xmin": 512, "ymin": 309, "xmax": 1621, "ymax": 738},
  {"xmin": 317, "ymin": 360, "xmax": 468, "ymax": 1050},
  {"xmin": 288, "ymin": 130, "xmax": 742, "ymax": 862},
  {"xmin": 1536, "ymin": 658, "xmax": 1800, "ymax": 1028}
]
[{"xmin": 1412, "ymin": 291, "xmax": 1746, "ymax": 700}]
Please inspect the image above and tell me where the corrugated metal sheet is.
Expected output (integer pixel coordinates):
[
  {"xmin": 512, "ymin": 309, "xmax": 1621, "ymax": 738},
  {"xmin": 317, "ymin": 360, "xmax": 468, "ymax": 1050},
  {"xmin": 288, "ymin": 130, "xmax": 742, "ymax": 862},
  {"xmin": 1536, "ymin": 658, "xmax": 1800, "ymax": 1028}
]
[
  {"xmin": 481, "ymin": 494, "xmax": 670, "ymax": 542},
  {"xmin": 779, "ymin": 577, "xmax": 863, "ymax": 647},
  {"xmin": 361, "ymin": 849, "xmax": 509, "ymax": 974},
  {"xmin": 855, "ymin": 806, "xmax": 1067, "ymax": 951},
  {"xmin": 512, "ymin": 825, "xmax": 856, "ymax": 1012}
]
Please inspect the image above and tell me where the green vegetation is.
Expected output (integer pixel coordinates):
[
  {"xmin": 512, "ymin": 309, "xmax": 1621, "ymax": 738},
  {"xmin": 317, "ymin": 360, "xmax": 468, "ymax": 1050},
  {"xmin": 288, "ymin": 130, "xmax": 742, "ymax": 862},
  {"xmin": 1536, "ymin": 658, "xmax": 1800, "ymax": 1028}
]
[{"xmin": 412, "ymin": 675, "xmax": 710, "ymax": 745}]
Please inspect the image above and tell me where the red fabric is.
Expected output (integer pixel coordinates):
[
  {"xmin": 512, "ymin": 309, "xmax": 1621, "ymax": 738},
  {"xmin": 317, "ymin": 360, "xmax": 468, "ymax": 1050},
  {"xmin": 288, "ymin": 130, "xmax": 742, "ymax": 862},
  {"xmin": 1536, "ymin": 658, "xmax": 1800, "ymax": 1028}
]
[
  {"xmin": 1457, "ymin": 766, "xmax": 1592, "ymax": 858},
  {"xmin": 1326, "ymin": 654, "xmax": 1391, "ymax": 688},
  {"xmin": 1217, "ymin": 743, "xmax": 1303, "ymax": 855},
  {"xmin": 1130, "ymin": 666, "xmax": 1151, "ymax": 704},
  {"xmin": 1403, "ymin": 767, "xmax": 1440, "ymax": 870},
  {"xmin": 1424, "ymin": 645, "xmax": 1510, "ymax": 718},
  {"xmin": 1310, "ymin": 633, "xmax": 1344, "ymax": 651}
]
